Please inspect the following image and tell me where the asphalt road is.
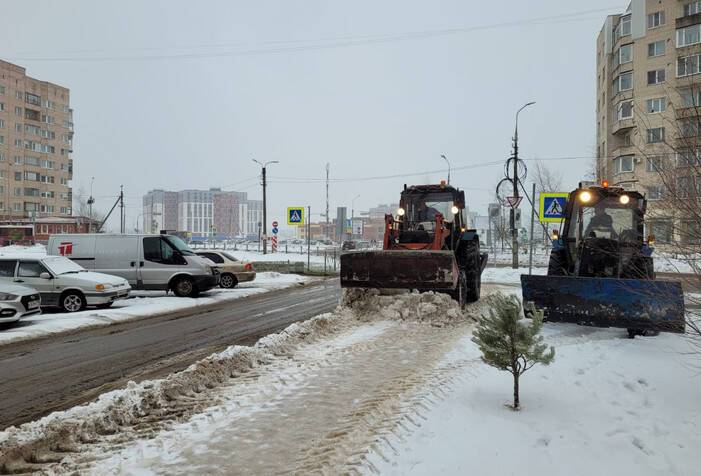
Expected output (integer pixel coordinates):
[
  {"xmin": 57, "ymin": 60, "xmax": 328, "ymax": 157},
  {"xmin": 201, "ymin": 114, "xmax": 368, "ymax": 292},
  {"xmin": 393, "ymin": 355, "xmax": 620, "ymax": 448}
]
[{"xmin": 0, "ymin": 278, "xmax": 341, "ymax": 430}]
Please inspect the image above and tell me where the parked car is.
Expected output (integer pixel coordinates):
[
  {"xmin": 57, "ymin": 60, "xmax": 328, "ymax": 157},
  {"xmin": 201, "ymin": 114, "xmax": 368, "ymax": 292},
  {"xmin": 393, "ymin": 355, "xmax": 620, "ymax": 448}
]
[
  {"xmin": 194, "ymin": 250, "xmax": 255, "ymax": 288},
  {"xmin": 47, "ymin": 234, "xmax": 218, "ymax": 298},
  {"xmin": 0, "ymin": 255, "xmax": 130, "ymax": 312},
  {"xmin": 342, "ymin": 240, "xmax": 357, "ymax": 251},
  {"xmin": 0, "ymin": 283, "xmax": 41, "ymax": 323}
]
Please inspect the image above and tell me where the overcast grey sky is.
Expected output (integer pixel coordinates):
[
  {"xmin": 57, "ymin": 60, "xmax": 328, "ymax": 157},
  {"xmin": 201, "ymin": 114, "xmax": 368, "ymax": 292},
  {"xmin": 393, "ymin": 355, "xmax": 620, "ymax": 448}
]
[{"xmin": 1, "ymin": 0, "xmax": 624, "ymax": 233}]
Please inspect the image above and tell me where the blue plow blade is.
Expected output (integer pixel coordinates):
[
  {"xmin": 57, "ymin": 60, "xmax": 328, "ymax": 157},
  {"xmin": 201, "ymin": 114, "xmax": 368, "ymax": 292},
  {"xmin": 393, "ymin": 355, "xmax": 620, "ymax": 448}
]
[{"xmin": 520, "ymin": 274, "xmax": 685, "ymax": 333}]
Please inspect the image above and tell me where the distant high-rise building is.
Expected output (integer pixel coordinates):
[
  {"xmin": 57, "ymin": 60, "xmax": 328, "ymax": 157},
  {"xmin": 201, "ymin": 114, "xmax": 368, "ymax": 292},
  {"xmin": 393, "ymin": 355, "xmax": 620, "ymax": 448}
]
[
  {"xmin": 0, "ymin": 59, "xmax": 74, "ymax": 219},
  {"xmin": 142, "ymin": 187, "xmax": 261, "ymax": 238}
]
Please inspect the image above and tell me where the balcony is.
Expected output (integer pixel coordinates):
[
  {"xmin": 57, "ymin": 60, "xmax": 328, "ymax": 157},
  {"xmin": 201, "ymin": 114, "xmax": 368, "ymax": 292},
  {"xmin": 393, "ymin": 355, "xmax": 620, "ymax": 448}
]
[
  {"xmin": 24, "ymin": 109, "xmax": 40, "ymax": 122},
  {"xmin": 612, "ymin": 117, "xmax": 634, "ymax": 135}
]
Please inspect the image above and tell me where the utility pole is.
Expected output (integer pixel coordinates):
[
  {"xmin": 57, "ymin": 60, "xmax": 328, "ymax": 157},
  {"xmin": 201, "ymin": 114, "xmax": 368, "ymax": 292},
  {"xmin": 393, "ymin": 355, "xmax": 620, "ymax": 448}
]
[
  {"xmin": 88, "ymin": 176, "xmax": 95, "ymax": 233},
  {"xmin": 510, "ymin": 102, "xmax": 535, "ymax": 269},
  {"xmin": 253, "ymin": 159, "xmax": 279, "ymax": 255},
  {"xmin": 528, "ymin": 182, "xmax": 536, "ymax": 275},
  {"xmin": 351, "ymin": 194, "xmax": 360, "ymax": 239},
  {"xmin": 325, "ymin": 163, "xmax": 330, "ymax": 240},
  {"xmin": 119, "ymin": 185, "xmax": 124, "ymax": 234}
]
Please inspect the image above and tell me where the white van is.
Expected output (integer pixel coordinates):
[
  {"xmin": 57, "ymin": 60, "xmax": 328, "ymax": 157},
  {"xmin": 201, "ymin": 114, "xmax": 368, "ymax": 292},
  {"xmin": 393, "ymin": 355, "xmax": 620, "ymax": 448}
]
[{"xmin": 47, "ymin": 234, "xmax": 219, "ymax": 297}]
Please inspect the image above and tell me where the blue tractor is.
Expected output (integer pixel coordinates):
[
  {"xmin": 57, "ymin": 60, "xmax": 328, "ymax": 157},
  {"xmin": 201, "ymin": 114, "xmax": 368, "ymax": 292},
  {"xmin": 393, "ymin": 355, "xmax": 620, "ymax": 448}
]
[{"xmin": 521, "ymin": 183, "xmax": 685, "ymax": 338}]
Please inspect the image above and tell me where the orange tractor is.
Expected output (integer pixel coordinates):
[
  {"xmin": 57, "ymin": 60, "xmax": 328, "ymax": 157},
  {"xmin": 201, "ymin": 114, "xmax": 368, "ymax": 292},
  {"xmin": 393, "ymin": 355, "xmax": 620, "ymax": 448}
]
[{"xmin": 340, "ymin": 183, "xmax": 488, "ymax": 308}]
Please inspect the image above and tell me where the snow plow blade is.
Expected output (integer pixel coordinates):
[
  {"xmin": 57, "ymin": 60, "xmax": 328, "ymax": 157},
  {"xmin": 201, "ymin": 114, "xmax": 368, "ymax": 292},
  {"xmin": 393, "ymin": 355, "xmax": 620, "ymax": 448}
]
[
  {"xmin": 521, "ymin": 275, "xmax": 685, "ymax": 333},
  {"xmin": 340, "ymin": 250, "xmax": 458, "ymax": 290}
]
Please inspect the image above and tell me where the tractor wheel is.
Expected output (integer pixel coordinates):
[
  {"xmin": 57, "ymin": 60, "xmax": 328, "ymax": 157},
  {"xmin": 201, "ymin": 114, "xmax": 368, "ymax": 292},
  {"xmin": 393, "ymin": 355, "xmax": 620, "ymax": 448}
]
[{"xmin": 450, "ymin": 270, "xmax": 467, "ymax": 310}]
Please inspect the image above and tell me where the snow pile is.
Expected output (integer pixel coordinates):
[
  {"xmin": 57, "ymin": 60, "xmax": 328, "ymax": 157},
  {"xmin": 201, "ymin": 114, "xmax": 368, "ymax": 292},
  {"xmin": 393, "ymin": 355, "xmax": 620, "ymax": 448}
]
[
  {"xmin": 0, "ymin": 244, "xmax": 47, "ymax": 256},
  {"xmin": 0, "ymin": 289, "xmax": 468, "ymax": 472}
]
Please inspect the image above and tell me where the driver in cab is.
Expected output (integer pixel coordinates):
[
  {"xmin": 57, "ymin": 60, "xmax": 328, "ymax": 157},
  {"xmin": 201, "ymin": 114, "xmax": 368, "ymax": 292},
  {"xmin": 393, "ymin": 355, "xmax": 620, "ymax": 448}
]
[
  {"xmin": 416, "ymin": 200, "xmax": 440, "ymax": 222},
  {"xmin": 585, "ymin": 203, "xmax": 616, "ymax": 238}
]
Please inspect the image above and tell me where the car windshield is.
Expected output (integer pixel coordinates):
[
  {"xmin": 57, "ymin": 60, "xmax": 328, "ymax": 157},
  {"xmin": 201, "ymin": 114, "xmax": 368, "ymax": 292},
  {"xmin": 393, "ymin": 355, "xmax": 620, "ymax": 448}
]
[
  {"xmin": 164, "ymin": 235, "xmax": 195, "ymax": 255},
  {"xmin": 43, "ymin": 256, "xmax": 86, "ymax": 274},
  {"xmin": 221, "ymin": 252, "xmax": 239, "ymax": 262}
]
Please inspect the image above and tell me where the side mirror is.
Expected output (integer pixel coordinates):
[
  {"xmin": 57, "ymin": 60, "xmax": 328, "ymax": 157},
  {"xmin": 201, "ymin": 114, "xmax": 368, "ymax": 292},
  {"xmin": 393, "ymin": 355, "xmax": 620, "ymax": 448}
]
[{"xmin": 40, "ymin": 272, "xmax": 52, "ymax": 279}]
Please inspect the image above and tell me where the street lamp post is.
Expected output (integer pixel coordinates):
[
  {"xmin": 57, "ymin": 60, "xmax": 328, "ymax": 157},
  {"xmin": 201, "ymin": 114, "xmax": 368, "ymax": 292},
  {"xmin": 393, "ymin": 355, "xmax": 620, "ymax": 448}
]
[
  {"xmin": 351, "ymin": 194, "xmax": 360, "ymax": 239},
  {"xmin": 511, "ymin": 101, "xmax": 535, "ymax": 269},
  {"xmin": 252, "ymin": 159, "xmax": 279, "ymax": 255}
]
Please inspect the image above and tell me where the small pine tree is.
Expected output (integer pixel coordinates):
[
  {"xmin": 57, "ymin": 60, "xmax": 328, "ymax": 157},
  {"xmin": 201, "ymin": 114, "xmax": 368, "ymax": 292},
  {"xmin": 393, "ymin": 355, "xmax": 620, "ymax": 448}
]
[{"xmin": 472, "ymin": 292, "xmax": 555, "ymax": 410}]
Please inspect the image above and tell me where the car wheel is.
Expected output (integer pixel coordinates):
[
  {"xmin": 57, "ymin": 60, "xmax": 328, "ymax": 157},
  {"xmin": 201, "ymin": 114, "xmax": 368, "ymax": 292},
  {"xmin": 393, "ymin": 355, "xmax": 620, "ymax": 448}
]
[
  {"xmin": 173, "ymin": 276, "xmax": 198, "ymax": 298},
  {"xmin": 219, "ymin": 273, "xmax": 238, "ymax": 289},
  {"xmin": 61, "ymin": 291, "xmax": 86, "ymax": 313}
]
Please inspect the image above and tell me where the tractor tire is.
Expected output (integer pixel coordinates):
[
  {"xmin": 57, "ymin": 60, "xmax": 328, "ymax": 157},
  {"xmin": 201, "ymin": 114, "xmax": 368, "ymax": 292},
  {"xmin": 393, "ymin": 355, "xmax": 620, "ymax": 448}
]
[{"xmin": 462, "ymin": 239, "xmax": 481, "ymax": 303}]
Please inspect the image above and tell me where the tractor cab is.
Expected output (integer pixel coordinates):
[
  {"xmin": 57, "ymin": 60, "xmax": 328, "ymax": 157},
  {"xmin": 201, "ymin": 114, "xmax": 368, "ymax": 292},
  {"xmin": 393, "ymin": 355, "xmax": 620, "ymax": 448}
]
[
  {"xmin": 392, "ymin": 183, "xmax": 466, "ymax": 249},
  {"xmin": 559, "ymin": 185, "xmax": 650, "ymax": 279}
]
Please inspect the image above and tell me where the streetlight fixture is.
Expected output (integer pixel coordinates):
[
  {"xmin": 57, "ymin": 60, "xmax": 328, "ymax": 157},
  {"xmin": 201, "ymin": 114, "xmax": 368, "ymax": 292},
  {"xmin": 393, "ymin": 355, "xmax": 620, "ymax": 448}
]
[
  {"xmin": 441, "ymin": 154, "xmax": 451, "ymax": 185},
  {"xmin": 252, "ymin": 159, "xmax": 279, "ymax": 255}
]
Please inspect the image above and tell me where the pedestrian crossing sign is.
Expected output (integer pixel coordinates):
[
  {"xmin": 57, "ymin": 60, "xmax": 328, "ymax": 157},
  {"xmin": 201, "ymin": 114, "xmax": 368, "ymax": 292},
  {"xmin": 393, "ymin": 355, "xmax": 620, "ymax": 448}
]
[
  {"xmin": 287, "ymin": 207, "xmax": 305, "ymax": 225},
  {"xmin": 539, "ymin": 193, "xmax": 568, "ymax": 223}
]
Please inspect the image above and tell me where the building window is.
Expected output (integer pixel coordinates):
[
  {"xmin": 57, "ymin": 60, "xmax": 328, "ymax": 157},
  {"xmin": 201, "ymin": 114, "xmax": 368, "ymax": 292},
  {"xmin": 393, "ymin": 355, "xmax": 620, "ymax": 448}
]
[
  {"xmin": 0, "ymin": 86, "xmax": 4, "ymax": 95},
  {"xmin": 646, "ymin": 97, "xmax": 666, "ymax": 113},
  {"xmin": 677, "ymin": 149, "xmax": 701, "ymax": 166},
  {"xmin": 678, "ymin": 54, "xmax": 701, "ymax": 77},
  {"xmin": 0, "ymin": 103, "xmax": 3, "ymax": 111},
  {"xmin": 647, "ymin": 185, "xmax": 664, "ymax": 200},
  {"xmin": 614, "ymin": 155, "xmax": 634, "ymax": 174},
  {"xmin": 647, "ymin": 127, "xmax": 665, "ymax": 143},
  {"xmin": 680, "ymin": 118, "xmax": 701, "ymax": 137},
  {"xmin": 677, "ymin": 176, "xmax": 698, "ymax": 198},
  {"xmin": 613, "ymin": 72, "xmax": 633, "ymax": 93},
  {"xmin": 681, "ymin": 88, "xmax": 701, "ymax": 107},
  {"xmin": 677, "ymin": 24, "xmax": 701, "ymax": 47},
  {"xmin": 616, "ymin": 100, "xmax": 633, "ymax": 120},
  {"xmin": 646, "ymin": 156, "xmax": 665, "ymax": 172},
  {"xmin": 647, "ymin": 69, "xmax": 666, "ymax": 85},
  {"xmin": 14, "ymin": 106, "xmax": 21, "ymax": 116},
  {"xmin": 684, "ymin": 1, "xmax": 701, "ymax": 17},
  {"xmin": 615, "ymin": 44, "xmax": 633, "ymax": 65},
  {"xmin": 24, "ymin": 92, "xmax": 40, "ymax": 106},
  {"xmin": 13, "ymin": 156, "xmax": 21, "ymax": 165},
  {"xmin": 616, "ymin": 15, "xmax": 632, "ymax": 39},
  {"xmin": 647, "ymin": 11, "xmax": 665, "ymax": 29},
  {"xmin": 648, "ymin": 40, "xmax": 666, "ymax": 57},
  {"xmin": 648, "ymin": 220, "xmax": 673, "ymax": 243}
]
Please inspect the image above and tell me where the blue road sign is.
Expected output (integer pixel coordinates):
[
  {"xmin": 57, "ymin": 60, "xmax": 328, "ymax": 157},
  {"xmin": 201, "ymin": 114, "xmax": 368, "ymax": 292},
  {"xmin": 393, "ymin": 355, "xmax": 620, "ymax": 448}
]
[
  {"xmin": 540, "ymin": 193, "xmax": 568, "ymax": 222},
  {"xmin": 287, "ymin": 207, "xmax": 305, "ymax": 225},
  {"xmin": 272, "ymin": 227, "xmax": 279, "ymax": 234}
]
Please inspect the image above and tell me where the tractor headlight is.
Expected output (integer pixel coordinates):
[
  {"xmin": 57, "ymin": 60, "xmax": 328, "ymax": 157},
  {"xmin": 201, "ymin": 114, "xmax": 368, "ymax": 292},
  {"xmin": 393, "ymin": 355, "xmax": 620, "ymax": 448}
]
[
  {"xmin": 579, "ymin": 191, "xmax": 592, "ymax": 203},
  {"xmin": 451, "ymin": 205, "xmax": 460, "ymax": 215},
  {"xmin": 619, "ymin": 194, "xmax": 630, "ymax": 205},
  {"xmin": 396, "ymin": 207, "xmax": 405, "ymax": 217}
]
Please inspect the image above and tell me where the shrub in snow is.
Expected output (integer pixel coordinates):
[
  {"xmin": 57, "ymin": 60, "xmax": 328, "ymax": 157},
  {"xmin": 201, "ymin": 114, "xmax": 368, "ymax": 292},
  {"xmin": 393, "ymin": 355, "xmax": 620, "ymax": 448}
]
[{"xmin": 472, "ymin": 292, "xmax": 554, "ymax": 410}]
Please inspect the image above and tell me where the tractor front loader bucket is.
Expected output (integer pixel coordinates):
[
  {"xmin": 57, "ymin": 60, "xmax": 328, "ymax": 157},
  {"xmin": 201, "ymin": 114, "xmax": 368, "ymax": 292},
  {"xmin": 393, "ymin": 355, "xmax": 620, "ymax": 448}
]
[
  {"xmin": 340, "ymin": 250, "xmax": 458, "ymax": 291},
  {"xmin": 521, "ymin": 274, "xmax": 685, "ymax": 333}
]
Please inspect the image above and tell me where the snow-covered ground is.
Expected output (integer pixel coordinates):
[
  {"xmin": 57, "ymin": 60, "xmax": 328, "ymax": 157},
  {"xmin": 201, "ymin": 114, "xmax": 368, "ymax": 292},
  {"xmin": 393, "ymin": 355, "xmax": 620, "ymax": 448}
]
[
  {"xmin": 220, "ymin": 249, "xmax": 329, "ymax": 265},
  {"xmin": 370, "ymin": 326, "xmax": 700, "ymax": 476},
  {"xmin": 482, "ymin": 266, "xmax": 547, "ymax": 285},
  {"xmin": 0, "ymin": 272, "xmax": 310, "ymax": 346},
  {"xmin": 1, "ymin": 287, "xmax": 697, "ymax": 475}
]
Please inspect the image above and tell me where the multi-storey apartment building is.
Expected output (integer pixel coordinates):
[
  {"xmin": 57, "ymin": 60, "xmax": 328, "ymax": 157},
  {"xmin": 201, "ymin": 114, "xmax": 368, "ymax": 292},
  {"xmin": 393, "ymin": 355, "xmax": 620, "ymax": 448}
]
[
  {"xmin": 142, "ymin": 188, "xmax": 262, "ymax": 239},
  {"xmin": 597, "ymin": 0, "xmax": 701, "ymax": 242},
  {"xmin": 0, "ymin": 60, "xmax": 73, "ymax": 219}
]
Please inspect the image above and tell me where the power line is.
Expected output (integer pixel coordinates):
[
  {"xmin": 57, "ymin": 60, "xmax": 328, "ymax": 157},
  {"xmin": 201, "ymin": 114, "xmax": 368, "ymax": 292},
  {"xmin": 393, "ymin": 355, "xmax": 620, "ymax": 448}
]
[{"xmin": 6, "ymin": 6, "xmax": 621, "ymax": 62}]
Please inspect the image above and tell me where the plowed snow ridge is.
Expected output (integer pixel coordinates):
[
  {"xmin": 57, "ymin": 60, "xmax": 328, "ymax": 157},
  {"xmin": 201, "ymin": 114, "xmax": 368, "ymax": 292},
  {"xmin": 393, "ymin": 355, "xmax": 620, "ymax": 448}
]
[{"xmin": 0, "ymin": 289, "xmax": 481, "ymax": 474}]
